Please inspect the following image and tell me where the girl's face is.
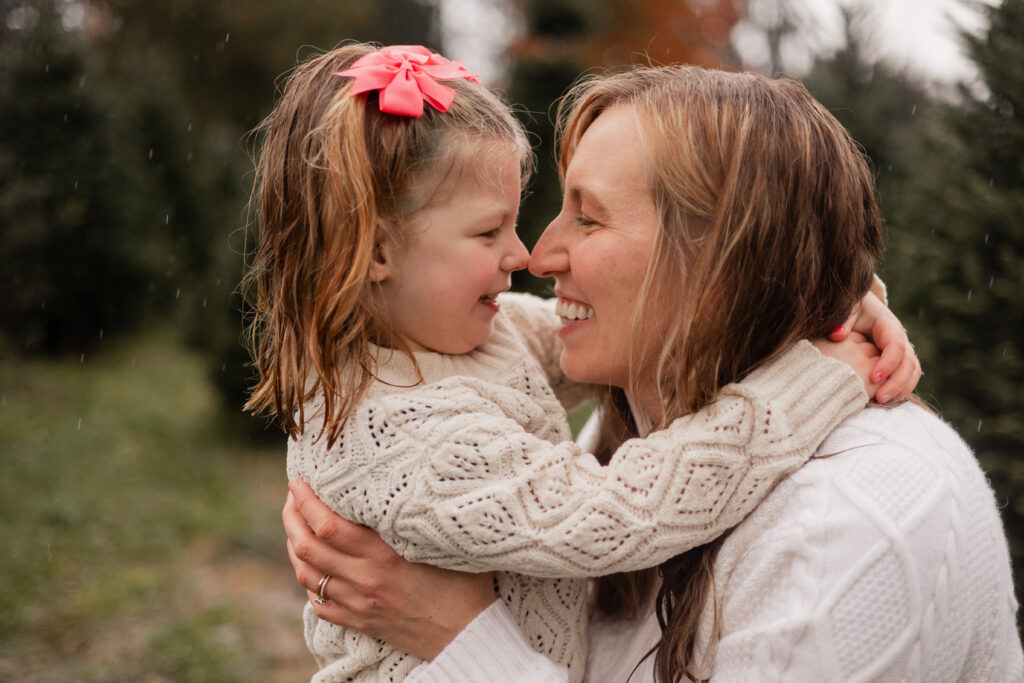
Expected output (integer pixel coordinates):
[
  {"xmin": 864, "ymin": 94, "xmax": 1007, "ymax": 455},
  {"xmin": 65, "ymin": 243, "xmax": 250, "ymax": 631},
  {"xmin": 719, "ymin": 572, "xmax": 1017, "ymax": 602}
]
[
  {"xmin": 529, "ymin": 106, "xmax": 665, "ymax": 414},
  {"xmin": 377, "ymin": 146, "xmax": 528, "ymax": 355}
]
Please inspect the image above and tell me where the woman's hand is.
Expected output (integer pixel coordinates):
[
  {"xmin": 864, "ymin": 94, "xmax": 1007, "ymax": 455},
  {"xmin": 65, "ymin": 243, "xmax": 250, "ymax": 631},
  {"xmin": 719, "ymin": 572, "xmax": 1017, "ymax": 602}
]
[
  {"xmin": 830, "ymin": 291, "xmax": 922, "ymax": 403},
  {"xmin": 283, "ymin": 479, "xmax": 496, "ymax": 661}
]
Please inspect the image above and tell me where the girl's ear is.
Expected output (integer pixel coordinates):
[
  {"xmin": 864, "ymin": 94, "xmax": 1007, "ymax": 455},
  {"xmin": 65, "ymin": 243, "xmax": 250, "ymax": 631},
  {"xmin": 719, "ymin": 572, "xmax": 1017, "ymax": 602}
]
[{"xmin": 368, "ymin": 240, "xmax": 393, "ymax": 283}]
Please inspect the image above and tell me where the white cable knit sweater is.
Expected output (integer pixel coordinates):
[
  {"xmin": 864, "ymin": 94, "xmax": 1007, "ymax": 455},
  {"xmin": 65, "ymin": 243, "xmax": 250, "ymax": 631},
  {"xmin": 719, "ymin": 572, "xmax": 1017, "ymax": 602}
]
[
  {"xmin": 287, "ymin": 293, "xmax": 867, "ymax": 683},
  {"xmin": 410, "ymin": 403, "xmax": 1022, "ymax": 682}
]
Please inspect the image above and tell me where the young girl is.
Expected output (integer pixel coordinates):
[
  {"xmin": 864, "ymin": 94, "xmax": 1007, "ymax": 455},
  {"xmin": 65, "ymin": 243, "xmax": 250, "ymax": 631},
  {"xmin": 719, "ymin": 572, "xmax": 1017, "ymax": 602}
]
[{"xmin": 245, "ymin": 44, "xmax": 883, "ymax": 683}]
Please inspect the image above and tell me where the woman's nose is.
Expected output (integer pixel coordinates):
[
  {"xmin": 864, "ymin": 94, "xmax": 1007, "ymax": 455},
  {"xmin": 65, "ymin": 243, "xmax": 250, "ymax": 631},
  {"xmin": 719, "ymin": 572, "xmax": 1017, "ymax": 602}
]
[
  {"xmin": 501, "ymin": 235, "xmax": 530, "ymax": 272},
  {"xmin": 528, "ymin": 219, "xmax": 569, "ymax": 279}
]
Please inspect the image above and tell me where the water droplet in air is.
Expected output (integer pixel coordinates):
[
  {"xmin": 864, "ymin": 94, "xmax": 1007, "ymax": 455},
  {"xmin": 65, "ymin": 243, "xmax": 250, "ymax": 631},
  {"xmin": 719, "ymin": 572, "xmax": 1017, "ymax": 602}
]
[
  {"xmin": 977, "ymin": 419, "xmax": 982, "ymax": 432},
  {"xmin": 967, "ymin": 290, "xmax": 972, "ymax": 302},
  {"xmin": 77, "ymin": 417, "xmax": 82, "ymax": 431},
  {"xmin": 148, "ymin": 148, "xmax": 154, "ymax": 159},
  {"xmin": 80, "ymin": 353, "xmax": 85, "ymax": 363}
]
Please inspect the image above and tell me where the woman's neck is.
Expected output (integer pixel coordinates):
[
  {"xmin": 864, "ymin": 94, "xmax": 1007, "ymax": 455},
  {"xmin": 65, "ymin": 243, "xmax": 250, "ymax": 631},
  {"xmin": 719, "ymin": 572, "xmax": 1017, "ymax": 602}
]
[{"xmin": 625, "ymin": 392, "xmax": 656, "ymax": 437}]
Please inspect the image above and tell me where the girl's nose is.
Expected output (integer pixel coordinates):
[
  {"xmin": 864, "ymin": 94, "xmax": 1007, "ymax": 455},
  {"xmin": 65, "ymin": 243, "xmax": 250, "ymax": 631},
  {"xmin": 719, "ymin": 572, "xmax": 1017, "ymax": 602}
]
[{"xmin": 501, "ymin": 235, "xmax": 530, "ymax": 272}]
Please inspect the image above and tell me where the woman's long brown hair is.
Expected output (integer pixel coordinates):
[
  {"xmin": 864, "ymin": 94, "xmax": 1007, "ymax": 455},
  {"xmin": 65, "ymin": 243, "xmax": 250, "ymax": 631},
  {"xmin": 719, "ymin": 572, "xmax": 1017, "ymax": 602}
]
[
  {"xmin": 556, "ymin": 66, "xmax": 883, "ymax": 681},
  {"xmin": 242, "ymin": 44, "xmax": 531, "ymax": 446}
]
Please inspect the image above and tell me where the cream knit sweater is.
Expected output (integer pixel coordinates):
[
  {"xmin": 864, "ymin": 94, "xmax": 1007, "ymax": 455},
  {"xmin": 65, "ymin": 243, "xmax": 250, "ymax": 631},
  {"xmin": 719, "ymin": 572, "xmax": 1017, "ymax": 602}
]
[
  {"xmin": 410, "ymin": 404, "xmax": 1022, "ymax": 682},
  {"xmin": 287, "ymin": 293, "xmax": 866, "ymax": 683}
]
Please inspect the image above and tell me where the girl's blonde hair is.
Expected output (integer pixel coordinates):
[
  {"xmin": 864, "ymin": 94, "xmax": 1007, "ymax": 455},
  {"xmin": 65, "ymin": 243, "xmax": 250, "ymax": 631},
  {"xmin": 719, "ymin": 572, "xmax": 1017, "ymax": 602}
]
[
  {"xmin": 557, "ymin": 66, "xmax": 883, "ymax": 682},
  {"xmin": 243, "ymin": 43, "xmax": 532, "ymax": 445}
]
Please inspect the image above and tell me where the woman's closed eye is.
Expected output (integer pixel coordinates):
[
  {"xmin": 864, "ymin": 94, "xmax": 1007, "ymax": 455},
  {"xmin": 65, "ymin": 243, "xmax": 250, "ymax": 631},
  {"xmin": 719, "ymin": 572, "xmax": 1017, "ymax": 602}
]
[
  {"xmin": 477, "ymin": 228, "xmax": 501, "ymax": 239},
  {"xmin": 575, "ymin": 214, "xmax": 599, "ymax": 229}
]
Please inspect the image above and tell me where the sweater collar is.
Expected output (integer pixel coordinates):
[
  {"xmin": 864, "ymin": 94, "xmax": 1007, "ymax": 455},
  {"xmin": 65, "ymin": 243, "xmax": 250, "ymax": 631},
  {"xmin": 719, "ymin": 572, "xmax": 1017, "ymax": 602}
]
[{"xmin": 626, "ymin": 393, "xmax": 655, "ymax": 438}]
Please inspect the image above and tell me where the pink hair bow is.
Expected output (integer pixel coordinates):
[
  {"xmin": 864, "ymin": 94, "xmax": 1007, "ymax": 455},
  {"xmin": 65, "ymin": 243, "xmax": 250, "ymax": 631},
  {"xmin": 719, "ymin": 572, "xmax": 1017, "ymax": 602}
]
[{"xmin": 335, "ymin": 45, "xmax": 480, "ymax": 118}]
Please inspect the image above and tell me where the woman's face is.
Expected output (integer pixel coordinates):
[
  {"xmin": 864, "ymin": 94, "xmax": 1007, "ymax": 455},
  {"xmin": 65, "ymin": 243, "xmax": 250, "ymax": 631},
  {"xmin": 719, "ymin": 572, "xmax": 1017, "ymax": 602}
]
[{"xmin": 529, "ymin": 105, "xmax": 664, "ymax": 406}]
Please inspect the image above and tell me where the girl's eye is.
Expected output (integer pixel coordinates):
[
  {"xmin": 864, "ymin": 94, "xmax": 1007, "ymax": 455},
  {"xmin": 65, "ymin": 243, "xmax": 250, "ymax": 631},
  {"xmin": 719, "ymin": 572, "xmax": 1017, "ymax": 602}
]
[
  {"xmin": 478, "ymin": 228, "xmax": 500, "ymax": 239},
  {"xmin": 575, "ymin": 214, "xmax": 597, "ymax": 228}
]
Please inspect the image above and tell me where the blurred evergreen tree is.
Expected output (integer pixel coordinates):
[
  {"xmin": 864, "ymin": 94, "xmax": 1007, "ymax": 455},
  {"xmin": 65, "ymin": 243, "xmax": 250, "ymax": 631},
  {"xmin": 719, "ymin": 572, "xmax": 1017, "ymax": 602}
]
[
  {"xmin": 0, "ymin": 2, "xmax": 189, "ymax": 353},
  {"xmin": 0, "ymin": 0, "xmax": 441, "ymax": 430},
  {"xmin": 800, "ymin": 0, "xmax": 1024, "ymax": 600},
  {"xmin": 883, "ymin": 0, "xmax": 1024, "ymax": 590}
]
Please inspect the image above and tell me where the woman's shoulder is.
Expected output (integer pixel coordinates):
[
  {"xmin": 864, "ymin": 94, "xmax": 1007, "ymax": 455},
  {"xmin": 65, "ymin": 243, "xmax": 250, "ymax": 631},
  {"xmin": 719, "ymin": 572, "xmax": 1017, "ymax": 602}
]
[
  {"xmin": 751, "ymin": 402, "xmax": 996, "ymax": 542},
  {"xmin": 706, "ymin": 401, "xmax": 1019, "ymax": 681}
]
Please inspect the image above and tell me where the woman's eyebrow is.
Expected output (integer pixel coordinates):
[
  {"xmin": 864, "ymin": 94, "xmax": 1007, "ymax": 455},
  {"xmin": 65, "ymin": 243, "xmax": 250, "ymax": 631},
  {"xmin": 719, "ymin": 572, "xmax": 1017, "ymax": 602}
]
[{"xmin": 568, "ymin": 186, "xmax": 611, "ymax": 219}]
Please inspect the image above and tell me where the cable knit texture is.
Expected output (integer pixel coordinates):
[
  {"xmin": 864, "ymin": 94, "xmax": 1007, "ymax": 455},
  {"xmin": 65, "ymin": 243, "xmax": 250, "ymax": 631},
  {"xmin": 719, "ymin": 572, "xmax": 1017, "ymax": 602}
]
[
  {"xmin": 685, "ymin": 403, "xmax": 1023, "ymax": 682},
  {"xmin": 287, "ymin": 293, "xmax": 866, "ymax": 683},
  {"xmin": 405, "ymin": 404, "xmax": 1022, "ymax": 683}
]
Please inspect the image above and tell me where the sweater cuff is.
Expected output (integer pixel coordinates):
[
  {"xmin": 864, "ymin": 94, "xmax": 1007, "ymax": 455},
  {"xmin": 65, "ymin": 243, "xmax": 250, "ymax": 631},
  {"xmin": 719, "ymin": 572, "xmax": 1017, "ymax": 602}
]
[
  {"xmin": 871, "ymin": 274, "xmax": 888, "ymax": 305},
  {"xmin": 408, "ymin": 600, "xmax": 568, "ymax": 683},
  {"xmin": 743, "ymin": 340, "xmax": 867, "ymax": 446}
]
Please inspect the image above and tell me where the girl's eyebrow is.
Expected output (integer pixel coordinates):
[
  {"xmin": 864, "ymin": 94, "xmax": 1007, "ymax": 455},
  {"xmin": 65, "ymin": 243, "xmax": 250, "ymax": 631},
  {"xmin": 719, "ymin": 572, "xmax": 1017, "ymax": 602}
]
[{"xmin": 466, "ymin": 208, "xmax": 515, "ymax": 227}]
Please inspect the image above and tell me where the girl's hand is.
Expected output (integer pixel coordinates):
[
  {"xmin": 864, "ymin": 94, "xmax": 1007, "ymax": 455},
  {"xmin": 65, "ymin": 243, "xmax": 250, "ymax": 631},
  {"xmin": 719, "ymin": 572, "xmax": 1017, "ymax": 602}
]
[
  {"xmin": 283, "ymin": 479, "xmax": 496, "ymax": 661},
  {"xmin": 813, "ymin": 332, "xmax": 883, "ymax": 399},
  {"xmin": 829, "ymin": 291, "xmax": 922, "ymax": 403}
]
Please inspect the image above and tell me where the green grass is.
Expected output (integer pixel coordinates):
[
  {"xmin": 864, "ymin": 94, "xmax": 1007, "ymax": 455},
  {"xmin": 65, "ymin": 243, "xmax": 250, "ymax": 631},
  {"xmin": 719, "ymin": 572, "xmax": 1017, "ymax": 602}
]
[{"xmin": 0, "ymin": 332, "xmax": 313, "ymax": 681}]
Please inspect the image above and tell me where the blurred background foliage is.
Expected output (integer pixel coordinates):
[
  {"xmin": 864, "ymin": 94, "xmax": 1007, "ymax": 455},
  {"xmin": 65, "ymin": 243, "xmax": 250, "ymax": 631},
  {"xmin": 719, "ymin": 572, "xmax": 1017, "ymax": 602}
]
[{"xmin": 1, "ymin": 0, "xmax": 1021, "ymax": 678}]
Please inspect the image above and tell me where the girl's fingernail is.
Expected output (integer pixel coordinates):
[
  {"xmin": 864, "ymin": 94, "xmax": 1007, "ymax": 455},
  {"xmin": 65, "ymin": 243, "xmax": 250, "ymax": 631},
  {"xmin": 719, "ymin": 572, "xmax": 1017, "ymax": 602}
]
[
  {"xmin": 874, "ymin": 372, "xmax": 885, "ymax": 383},
  {"xmin": 878, "ymin": 393, "xmax": 889, "ymax": 403},
  {"xmin": 831, "ymin": 326, "xmax": 844, "ymax": 335}
]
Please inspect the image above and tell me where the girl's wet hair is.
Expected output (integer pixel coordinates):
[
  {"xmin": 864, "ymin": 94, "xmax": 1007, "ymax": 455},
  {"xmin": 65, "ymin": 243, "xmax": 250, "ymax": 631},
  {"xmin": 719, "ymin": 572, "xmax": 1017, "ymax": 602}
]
[{"xmin": 243, "ymin": 43, "xmax": 531, "ymax": 445}]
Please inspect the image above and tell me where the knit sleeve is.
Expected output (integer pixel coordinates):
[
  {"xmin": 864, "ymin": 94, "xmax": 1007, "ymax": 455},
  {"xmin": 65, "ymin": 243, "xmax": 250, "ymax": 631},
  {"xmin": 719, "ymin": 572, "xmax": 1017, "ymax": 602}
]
[
  {"xmin": 308, "ymin": 341, "xmax": 866, "ymax": 577},
  {"xmin": 497, "ymin": 292, "xmax": 590, "ymax": 411},
  {"xmin": 871, "ymin": 273, "xmax": 887, "ymax": 304}
]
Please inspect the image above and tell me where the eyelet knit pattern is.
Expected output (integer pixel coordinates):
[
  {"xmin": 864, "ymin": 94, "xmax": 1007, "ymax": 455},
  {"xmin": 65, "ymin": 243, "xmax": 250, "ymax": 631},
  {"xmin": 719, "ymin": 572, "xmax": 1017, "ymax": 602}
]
[{"xmin": 287, "ymin": 294, "xmax": 867, "ymax": 683}]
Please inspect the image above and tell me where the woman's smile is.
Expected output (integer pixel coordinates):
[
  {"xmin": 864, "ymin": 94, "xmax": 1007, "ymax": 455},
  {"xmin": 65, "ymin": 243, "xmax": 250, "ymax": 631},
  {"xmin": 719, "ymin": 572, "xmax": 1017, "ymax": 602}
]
[
  {"xmin": 554, "ymin": 297, "xmax": 594, "ymax": 322},
  {"xmin": 529, "ymin": 105, "xmax": 661, "ymax": 395}
]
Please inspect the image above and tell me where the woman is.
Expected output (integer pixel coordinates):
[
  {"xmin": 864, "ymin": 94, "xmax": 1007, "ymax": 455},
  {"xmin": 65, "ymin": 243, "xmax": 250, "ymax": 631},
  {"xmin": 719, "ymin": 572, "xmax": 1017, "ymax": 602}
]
[{"xmin": 285, "ymin": 66, "xmax": 1020, "ymax": 680}]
